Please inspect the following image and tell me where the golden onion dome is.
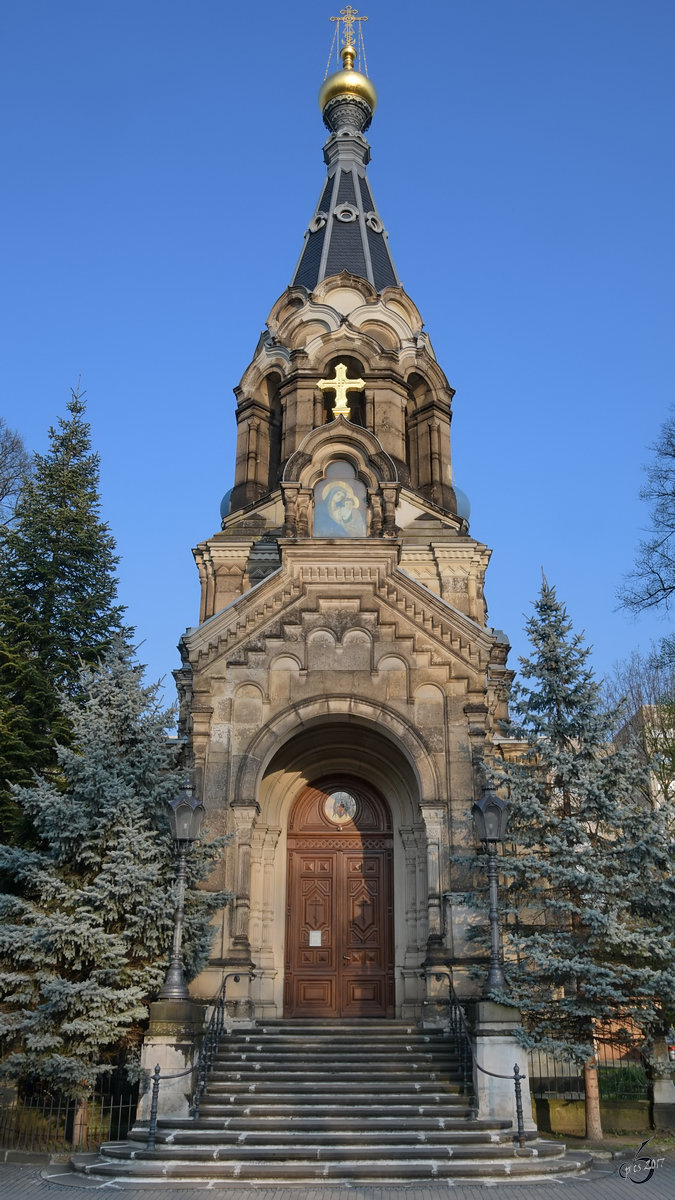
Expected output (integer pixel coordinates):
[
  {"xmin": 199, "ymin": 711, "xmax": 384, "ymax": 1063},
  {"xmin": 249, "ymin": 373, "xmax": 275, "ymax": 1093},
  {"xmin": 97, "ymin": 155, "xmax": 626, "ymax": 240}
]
[
  {"xmin": 319, "ymin": 43, "xmax": 377, "ymax": 116},
  {"xmin": 319, "ymin": 68, "xmax": 377, "ymax": 115}
]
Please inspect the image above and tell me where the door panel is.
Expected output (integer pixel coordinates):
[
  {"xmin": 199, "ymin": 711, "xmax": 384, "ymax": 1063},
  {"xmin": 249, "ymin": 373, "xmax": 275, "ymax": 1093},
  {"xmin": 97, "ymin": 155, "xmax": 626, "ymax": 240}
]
[
  {"xmin": 341, "ymin": 852, "xmax": 390, "ymax": 1017},
  {"xmin": 286, "ymin": 853, "xmax": 337, "ymax": 1017}
]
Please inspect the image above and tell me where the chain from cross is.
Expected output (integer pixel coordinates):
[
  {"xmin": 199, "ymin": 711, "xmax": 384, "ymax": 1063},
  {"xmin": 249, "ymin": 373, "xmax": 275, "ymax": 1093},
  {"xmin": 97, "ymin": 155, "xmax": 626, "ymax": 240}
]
[
  {"xmin": 330, "ymin": 6, "xmax": 368, "ymax": 49},
  {"xmin": 318, "ymin": 362, "xmax": 366, "ymax": 418}
]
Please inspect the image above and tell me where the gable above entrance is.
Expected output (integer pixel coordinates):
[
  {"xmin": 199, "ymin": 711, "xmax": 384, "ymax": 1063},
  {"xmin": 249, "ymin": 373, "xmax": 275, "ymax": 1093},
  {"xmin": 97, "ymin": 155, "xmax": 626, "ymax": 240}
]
[{"xmin": 181, "ymin": 542, "xmax": 498, "ymax": 679}]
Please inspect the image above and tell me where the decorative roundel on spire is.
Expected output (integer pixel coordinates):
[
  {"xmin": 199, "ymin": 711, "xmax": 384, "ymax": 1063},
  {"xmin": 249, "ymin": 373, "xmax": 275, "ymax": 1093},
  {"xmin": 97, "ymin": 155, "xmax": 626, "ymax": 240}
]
[{"xmin": 335, "ymin": 203, "xmax": 359, "ymax": 222}]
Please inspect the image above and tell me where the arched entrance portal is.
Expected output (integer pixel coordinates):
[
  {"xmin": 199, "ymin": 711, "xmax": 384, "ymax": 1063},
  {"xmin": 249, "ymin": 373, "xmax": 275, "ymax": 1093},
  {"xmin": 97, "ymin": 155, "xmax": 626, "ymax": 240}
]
[{"xmin": 284, "ymin": 775, "xmax": 395, "ymax": 1018}]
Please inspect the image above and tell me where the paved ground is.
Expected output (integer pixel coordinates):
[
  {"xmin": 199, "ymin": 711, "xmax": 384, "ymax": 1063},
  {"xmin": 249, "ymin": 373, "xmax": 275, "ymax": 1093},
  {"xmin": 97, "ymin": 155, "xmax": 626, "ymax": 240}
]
[{"xmin": 0, "ymin": 1156, "xmax": 673, "ymax": 1200}]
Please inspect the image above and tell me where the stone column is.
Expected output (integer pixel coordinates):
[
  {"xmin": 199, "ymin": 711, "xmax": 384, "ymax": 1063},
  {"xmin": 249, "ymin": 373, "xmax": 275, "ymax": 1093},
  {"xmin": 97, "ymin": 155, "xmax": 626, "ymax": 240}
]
[
  {"xmin": 398, "ymin": 826, "xmax": 421, "ymax": 962},
  {"xmin": 419, "ymin": 805, "xmax": 451, "ymax": 1024},
  {"xmin": 652, "ymin": 1076, "xmax": 675, "ymax": 1131},
  {"xmin": 229, "ymin": 803, "xmax": 259, "ymax": 962},
  {"xmin": 397, "ymin": 825, "xmax": 427, "ymax": 1018},
  {"xmin": 650, "ymin": 1037, "xmax": 675, "ymax": 1130},
  {"xmin": 471, "ymin": 1001, "xmax": 536, "ymax": 1132},
  {"xmin": 260, "ymin": 827, "xmax": 282, "ymax": 962},
  {"xmin": 248, "ymin": 825, "xmax": 281, "ymax": 1016},
  {"xmin": 419, "ymin": 804, "xmax": 447, "ymax": 959},
  {"xmin": 282, "ymin": 483, "xmax": 299, "ymax": 537}
]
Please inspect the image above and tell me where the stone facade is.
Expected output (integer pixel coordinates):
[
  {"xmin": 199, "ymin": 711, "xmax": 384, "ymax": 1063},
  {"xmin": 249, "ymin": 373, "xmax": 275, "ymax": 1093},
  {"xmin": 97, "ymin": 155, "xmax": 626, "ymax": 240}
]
[{"xmin": 176, "ymin": 272, "xmax": 511, "ymax": 1021}]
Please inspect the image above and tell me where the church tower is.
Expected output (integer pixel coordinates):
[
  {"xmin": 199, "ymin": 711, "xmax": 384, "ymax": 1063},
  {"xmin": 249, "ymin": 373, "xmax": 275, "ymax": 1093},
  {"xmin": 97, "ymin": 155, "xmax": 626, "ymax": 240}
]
[{"xmin": 177, "ymin": 12, "xmax": 511, "ymax": 1021}]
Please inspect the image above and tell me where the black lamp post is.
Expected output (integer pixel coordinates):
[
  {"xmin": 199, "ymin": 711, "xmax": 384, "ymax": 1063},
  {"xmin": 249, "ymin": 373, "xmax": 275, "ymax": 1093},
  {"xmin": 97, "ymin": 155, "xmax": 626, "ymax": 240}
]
[
  {"xmin": 471, "ymin": 790, "xmax": 509, "ymax": 994},
  {"xmin": 158, "ymin": 787, "xmax": 205, "ymax": 1001}
]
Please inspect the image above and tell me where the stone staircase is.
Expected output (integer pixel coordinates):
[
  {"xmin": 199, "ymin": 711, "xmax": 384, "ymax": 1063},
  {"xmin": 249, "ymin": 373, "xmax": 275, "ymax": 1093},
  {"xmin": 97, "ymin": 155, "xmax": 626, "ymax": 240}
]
[{"xmin": 74, "ymin": 1021, "xmax": 593, "ymax": 1183}]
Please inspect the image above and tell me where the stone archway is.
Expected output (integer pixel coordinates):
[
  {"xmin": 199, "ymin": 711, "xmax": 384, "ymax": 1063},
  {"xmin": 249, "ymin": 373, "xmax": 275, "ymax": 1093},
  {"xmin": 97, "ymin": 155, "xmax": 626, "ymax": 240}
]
[{"xmin": 233, "ymin": 711, "xmax": 436, "ymax": 1020}]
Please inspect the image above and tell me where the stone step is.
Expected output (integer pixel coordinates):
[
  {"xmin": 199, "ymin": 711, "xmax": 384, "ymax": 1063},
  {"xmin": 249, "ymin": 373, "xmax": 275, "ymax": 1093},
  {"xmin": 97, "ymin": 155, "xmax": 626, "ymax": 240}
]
[
  {"xmin": 75, "ymin": 1150, "xmax": 594, "ymax": 1182},
  {"xmin": 214, "ymin": 1069, "xmax": 466, "ymax": 1082},
  {"xmin": 141, "ymin": 1114, "xmax": 511, "ymax": 1133},
  {"xmin": 228, "ymin": 1022, "xmax": 443, "ymax": 1031},
  {"xmin": 228, "ymin": 1023, "xmax": 444, "ymax": 1033},
  {"xmin": 207, "ymin": 1075, "xmax": 458, "ymax": 1094},
  {"xmin": 126, "ymin": 1127, "xmax": 518, "ymax": 1147},
  {"xmin": 100, "ymin": 1139, "xmax": 566, "ymax": 1163},
  {"xmin": 71, "ymin": 1018, "xmax": 591, "ymax": 1184},
  {"xmin": 219, "ymin": 1039, "xmax": 453, "ymax": 1055},
  {"xmin": 196, "ymin": 1102, "xmax": 477, "ymax": 1119},
  {"xmin": 223, "ymin": 1042, "xmax": 453, "ymax": 1053},
  {"xmin": 198, "ymin": 1094, "xmax": 468, "ymax": 1108},
  {"xmin": 228, "ymin": 1033, "xmax": 437, "ymax": 1041},
  {"xmin": 204, "ymin": 1078, "xmax": 467, "ymax": 1094},
  {"xmin": 215, "ymin": 1050, "xmax": 461, "ymax": 1064}
]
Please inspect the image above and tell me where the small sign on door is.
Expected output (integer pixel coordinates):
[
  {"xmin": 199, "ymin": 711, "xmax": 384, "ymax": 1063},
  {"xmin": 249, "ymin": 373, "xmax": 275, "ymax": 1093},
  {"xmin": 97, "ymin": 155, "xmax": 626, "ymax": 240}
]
[{"xmin": 308, "ymin": 930, "xmax": 322, "ymax": 947}]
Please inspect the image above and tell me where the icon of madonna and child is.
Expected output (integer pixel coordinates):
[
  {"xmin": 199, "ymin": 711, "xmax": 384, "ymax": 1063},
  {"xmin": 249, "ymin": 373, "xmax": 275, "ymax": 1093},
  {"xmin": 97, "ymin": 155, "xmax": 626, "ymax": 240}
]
[{"xmin": 313, "ymin": 461, "xmax": 367, "ymax": 538}]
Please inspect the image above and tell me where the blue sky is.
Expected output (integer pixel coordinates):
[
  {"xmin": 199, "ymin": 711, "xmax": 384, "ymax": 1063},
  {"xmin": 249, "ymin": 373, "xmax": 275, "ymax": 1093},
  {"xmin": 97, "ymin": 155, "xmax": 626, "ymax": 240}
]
[{"xmin": 1, "ymin": 1, "xmax": 673, "ymax": 696}]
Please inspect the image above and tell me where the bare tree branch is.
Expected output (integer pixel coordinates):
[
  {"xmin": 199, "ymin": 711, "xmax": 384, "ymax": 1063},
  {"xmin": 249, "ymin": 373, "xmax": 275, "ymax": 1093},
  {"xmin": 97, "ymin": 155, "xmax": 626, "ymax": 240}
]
[
  {"xmin": 620, "ymin": 410, "xmax": 675, "ymax": 612},
  {"xmin": 0, "ymin": 417, "xmax": 30, "ymax": 525}
]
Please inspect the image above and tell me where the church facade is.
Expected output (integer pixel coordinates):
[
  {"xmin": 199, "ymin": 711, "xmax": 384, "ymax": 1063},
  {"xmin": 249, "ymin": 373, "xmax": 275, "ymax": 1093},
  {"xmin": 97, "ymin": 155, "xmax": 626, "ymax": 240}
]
[{"xmin": 176, "ymin": 29, "xmax": 511, "ymax": 1024}]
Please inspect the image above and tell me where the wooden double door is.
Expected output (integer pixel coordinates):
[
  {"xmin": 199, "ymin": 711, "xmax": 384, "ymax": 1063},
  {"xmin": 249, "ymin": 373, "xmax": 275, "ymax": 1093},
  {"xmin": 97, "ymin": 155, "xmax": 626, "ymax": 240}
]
[{"xmin": 284, "ymin": 778, "xmax": 394, "ymax": 1018}]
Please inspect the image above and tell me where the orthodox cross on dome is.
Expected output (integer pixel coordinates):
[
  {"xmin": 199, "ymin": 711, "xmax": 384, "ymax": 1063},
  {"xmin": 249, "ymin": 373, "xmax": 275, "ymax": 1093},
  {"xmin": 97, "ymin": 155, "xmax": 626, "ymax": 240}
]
[
  {"xmin": 331, "ymin": 5, "xmax": 367, "ymax": 48},
  {"xmin": 318, "ymin": 361, "xmax": 366, "ymax": 418},
  {"xmin": 328, "ymin": 7, "xmax": 369, "ymax": 74}
]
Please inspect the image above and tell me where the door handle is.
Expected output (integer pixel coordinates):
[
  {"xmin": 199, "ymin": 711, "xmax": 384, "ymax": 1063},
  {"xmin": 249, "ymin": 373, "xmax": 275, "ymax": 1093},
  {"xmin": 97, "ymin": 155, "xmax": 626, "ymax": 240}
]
[{"xmin": 343, "ymin": 955, "xmax": 350, "ymax": 964}]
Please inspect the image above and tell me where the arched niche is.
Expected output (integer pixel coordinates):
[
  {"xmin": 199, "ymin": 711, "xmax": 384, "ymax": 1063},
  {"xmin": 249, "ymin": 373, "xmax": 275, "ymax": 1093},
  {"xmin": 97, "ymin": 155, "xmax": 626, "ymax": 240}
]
[
  {"xmin": 320, "ymin": 355, "xmax": 366, "ymax": 427},
  {"xmin": 376, "ymin": 654, "xmax": 408, "ymax": 700},
  {"xmin": 266, "ymin": 373, "xmax": 283, "ymax": 490},
  {"xmin": 405, "ymin": 371, "xmax": 432, "ymax": 487},
  {"xmin": 281, "ymin": 420, "xmax": 400, "ymax": 540},
  {"xmin": 232, "ymin": 683, "xmax": 264, "ymax": 730},
  {"xmin": 414, "ymin": 683, "xmax": 446, "ymax": 729},
  {"xmin": 269, "ymin": 654, "xmax": 301, "ymax": 702},
  {"xmin": 313, "ymin": 460, "xmax": 368, "ymax": 537}
]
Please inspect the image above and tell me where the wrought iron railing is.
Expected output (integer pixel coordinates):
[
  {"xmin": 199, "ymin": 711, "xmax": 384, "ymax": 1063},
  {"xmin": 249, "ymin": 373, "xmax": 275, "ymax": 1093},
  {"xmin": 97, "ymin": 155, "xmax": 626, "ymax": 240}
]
[
  {"xmin": 0, "ymin": 1087, "xmax": 138, "ymax": 1154},
  {"xmin": 528, "ymin": 1038, "xmax": 650, "ymax": 1102},
  {"xmin": 425, "ymin": 970, "xmax": 528, "ymax": 1148}
]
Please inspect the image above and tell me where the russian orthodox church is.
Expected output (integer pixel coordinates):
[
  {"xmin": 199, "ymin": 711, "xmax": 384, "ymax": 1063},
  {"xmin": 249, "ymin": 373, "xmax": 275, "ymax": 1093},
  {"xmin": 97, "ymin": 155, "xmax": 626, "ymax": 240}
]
[
  {"xmin": 176, "ymin": 17, "xmax": 511, "ymax": 1024},
  {"xmin": 77, "ymin": 19, "xmax": 601, "ymax": 1178}
]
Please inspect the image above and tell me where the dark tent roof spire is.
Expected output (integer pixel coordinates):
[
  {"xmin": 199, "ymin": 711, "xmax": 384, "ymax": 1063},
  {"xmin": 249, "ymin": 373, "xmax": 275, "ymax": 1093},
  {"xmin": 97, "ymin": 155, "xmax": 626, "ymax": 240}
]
[{"xmin": 292, "ymin": 10, "xmax": 399, "ymax": 294}]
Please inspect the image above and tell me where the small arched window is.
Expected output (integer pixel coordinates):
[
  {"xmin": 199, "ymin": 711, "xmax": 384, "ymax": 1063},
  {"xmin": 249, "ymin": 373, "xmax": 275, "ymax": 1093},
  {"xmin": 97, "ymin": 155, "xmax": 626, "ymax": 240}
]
[
  {"xmin": 321, "ymin": 357, "xmax": 367, "ymax": 427},
  {"xmin": 266, "ymin": 374, "xmax": 283, "ymax": 490}
]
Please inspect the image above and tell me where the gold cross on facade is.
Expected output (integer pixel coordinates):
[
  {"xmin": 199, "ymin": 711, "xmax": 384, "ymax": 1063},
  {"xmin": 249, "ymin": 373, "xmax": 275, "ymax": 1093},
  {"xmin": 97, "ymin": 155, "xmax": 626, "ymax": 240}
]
[{"xmin": 318, "ymin": 362, "xmax": 366, "ymax": 418}]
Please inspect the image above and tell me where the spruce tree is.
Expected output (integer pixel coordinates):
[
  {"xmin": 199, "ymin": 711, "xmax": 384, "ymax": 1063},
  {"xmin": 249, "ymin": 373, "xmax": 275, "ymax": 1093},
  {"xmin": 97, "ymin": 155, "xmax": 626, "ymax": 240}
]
[
  {"xmin": 491, "ymin": 579, "xmax": 675, "ymax": 1139},
  {"xmin": 0, "ymin": 387, "xmax": 128, "ymax": 836},
  {"xmin": 0, "ymin": 642, "xmax": 228, "ymax": 1099}
]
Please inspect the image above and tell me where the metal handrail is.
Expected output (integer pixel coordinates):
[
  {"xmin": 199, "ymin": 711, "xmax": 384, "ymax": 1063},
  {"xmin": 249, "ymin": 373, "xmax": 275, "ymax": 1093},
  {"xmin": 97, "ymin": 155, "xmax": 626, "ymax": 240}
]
[
  {"xmin": 424, "ymin": 969, "xmax": 528, "ymax": 1148},
  {"xmin": 192, "ymin": 970, "xmax": 255, "ymax": 1117},
  {"xmin": 145, "ymin": 970, "xmax": 255, "ymax": 1150}
]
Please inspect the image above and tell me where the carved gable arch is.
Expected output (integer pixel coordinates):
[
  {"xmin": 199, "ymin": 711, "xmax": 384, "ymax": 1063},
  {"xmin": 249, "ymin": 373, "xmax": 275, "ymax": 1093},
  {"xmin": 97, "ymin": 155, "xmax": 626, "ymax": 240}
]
[{"xmin": 282, "ymin": 418, "xmax": 400, "ymax": 539}]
